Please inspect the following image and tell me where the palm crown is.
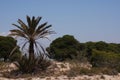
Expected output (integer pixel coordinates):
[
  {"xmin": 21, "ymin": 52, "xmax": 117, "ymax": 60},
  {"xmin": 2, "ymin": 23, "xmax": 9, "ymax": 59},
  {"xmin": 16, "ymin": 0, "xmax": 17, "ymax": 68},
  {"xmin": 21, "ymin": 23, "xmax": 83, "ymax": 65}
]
[{"xmin": 10, "ymin": 16, "xmax": 54, "ymax": 60}]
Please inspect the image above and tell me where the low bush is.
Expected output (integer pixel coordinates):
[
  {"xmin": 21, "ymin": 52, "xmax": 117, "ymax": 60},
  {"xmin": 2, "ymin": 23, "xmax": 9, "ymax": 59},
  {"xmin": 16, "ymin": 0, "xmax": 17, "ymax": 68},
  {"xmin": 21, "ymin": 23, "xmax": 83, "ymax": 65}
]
[
  {"xmin": 66, "ymin": 60, "xmax": 91, "ymax": 77},
  {"xmin": 91, "ymin": 50, "xmax": 120, "ymax": 67},
  {"xmin": 67, "ymin": 66, "xmax": 118, "ymax": 77},
  {"xmin": 66, "ymin": 58, "xmax": 119, "ymax": 77},
  {"xmin": 36, "ymin": 55, "xmax": 51, "ymax": 71},
  {"xmin": 14, "ymin": 54, "xmax": 51, "ymax": 74},
  {"xmin": 14, "ymin": 55, "xmax": 37, "ymax": 73},
  {"xmin": 90, "ymin": 49, "xmax": 120, "ymax": 73}
]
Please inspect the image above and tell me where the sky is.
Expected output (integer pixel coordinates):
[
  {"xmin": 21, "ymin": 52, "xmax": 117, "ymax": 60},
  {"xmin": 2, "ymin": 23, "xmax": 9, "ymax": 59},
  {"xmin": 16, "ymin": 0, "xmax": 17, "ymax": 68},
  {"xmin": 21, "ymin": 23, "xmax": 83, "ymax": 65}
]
[{"xmin": 0, "ymin": 0, "xmax": 120, "ymax": 46}]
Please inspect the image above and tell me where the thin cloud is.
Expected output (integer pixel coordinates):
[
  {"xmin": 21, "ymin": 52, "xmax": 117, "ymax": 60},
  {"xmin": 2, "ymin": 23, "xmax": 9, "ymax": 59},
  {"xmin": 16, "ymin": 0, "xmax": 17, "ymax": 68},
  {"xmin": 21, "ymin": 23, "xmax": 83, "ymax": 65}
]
[{"xmin": 0, "ymin": 32, "xmax": 10, "ymax": 36}]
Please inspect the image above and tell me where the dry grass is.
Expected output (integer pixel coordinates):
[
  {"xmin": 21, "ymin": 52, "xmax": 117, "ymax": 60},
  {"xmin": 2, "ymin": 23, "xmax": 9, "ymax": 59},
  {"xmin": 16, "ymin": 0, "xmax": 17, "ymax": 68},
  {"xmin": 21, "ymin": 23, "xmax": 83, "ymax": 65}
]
[
  {"xmin": 65, "ymin": 60, "xmax": 119, "ymax": 77},
  {"xmin": 0, "ymin": 60, "xmax": 119, "ymax": 80}
]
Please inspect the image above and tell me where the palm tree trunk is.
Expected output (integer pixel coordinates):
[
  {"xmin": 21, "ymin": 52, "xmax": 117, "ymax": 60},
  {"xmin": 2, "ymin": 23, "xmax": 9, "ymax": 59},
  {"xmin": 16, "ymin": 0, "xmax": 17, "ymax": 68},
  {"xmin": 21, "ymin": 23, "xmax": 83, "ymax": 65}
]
[{"xmin": 29, "ymin": 39, "xmax": 34, "ymax": 60}]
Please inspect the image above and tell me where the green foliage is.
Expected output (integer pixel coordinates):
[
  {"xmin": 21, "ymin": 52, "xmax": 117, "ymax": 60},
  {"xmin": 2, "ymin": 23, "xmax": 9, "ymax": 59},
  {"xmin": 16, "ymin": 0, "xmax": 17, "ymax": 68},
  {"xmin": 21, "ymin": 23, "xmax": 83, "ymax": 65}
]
[
  {"xmin": 48, "ymin": 35, "xmax": 120, "ymax": 63},
  {"xmin": 14, "ymin": 54, "xmax": 51, "ymax": 73},
  {"xmin": 0, "ymin": 36, "xmax": 21, "ymax": 61},
  {"xmin": 48, "ymin": 35, "xmax": 120, "ymax": 74},
  {"xmin": 85, "ymin": 41, "xmax": 120, "ymax": 54},
  {"xmin": 9, "ymin": 52, "xmax": 22, "ymax": 62},
  {"xmin": 81, "ymin": 41, "xmax": 120, "ymax": 62},
  {"xmin": 36, "ymin": 55, "xmax": 51, "ymax": 71},
  {"xmin": 47, "ymin": 35, "xmax": 80, "ymax": 61},
  {"xmin": 107, "ymin": 43, "xmax": 120, "ymax": 53},
  {"xmin": 91, "ymin": 49, "xmax": 120, "ymax": 72},
  {"xmin": 67, "ymin": 61, "xmax": 118, "ymax": 77},
  {"xmin": 94, "ymin": 41, "xmax": 108, "ymax": 51},
  {"xmin": 14, "ymin": 55, "xmax": 37, "ymax": 73}
]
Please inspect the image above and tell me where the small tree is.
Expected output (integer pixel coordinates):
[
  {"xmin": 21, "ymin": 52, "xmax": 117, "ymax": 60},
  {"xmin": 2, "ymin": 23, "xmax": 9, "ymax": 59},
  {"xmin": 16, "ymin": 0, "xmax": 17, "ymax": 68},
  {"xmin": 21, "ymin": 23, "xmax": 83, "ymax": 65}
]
[
  {"xmin": 0, "ymin": 36, "xmax": 20, "ymax": 61},
  {"xmin": 47, "ymin": 35, "xmax": 80, "ymax": 61}
]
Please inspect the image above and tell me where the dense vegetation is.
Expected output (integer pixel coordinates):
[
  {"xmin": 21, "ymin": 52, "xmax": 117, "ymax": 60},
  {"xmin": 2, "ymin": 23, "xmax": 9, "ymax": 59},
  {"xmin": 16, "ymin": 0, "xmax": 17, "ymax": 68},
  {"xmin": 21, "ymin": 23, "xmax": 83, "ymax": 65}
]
[
  {"xmin": 47, "ymin": 35, "xmax": 80, "ymax": 61},
  {"xmin": 91, "ymin": 50, "xmax": 120, "ymax": 71},
  {"xmin": 48, "ymin": 35, "xmax": 120, "ymax": 73},
  {"xmin": 48, "ymin": 35, "xmax": 120, "ymax": 61},
  {"xmin": 0, "ymin": 36, "xmax": 21, "ymax": 61}
]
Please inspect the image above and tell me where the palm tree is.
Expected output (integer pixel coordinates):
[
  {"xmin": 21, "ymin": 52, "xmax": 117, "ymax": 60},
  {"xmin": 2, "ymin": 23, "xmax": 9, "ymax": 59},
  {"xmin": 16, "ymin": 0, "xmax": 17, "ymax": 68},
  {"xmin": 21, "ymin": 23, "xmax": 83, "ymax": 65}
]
[{"xmin": 9, "ymin": 16, "xmax": 54, "ymax": 60}]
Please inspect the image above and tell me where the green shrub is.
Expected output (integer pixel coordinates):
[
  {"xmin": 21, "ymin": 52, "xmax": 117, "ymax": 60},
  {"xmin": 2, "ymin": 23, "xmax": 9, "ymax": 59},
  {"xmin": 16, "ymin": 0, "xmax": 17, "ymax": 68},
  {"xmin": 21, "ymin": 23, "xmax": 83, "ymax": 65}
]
[
  {"xmin": 90, "ymin": 67, "xmax": 118, "ymax": 75},
  {"xmin": 14, "ymin": 55, "xmax": 37, "ymax": 73},
  {"xmin": 67, "ymin": 64, "xmax": 118, "ymax": 76},
  {"xmin": 36, "ymin": 55, "xmax": 51, "ymax": 71},
  {"xmin": 66, "ymin": 60, "xmax": 91, "ymax": 77},
  {"xmin": 90, "ymin": 49, "xmax": 120, "ymax": 73},
  {"xmin": 84, "ymin": 41, "xmax": 120, "ymax": 57},
  {"xmin": 9, "ymin": 52, "xmax": 22, "ymax": 62},
  {"xmin": 0, "ymin": 36, "xmax": 21, "ymax": 61},
  {"xmin": 47, "ymin": 35, "xmax": 80, "ymax": 61},
  {"xmin": 14, "ymin": 54, "xmax": 51, "ymax": 74}
]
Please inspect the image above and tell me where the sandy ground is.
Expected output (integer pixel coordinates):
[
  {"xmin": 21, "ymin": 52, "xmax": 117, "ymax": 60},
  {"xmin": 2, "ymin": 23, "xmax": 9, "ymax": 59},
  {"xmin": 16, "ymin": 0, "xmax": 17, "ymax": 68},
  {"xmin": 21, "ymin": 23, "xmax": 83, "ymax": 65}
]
[
  {"xmin": 0, "ymin": 62, "xmax": 120, "ymax": 80},
  {"xmin": 0, "ymin": 74, "xmax": 120, "ymax": 80}
]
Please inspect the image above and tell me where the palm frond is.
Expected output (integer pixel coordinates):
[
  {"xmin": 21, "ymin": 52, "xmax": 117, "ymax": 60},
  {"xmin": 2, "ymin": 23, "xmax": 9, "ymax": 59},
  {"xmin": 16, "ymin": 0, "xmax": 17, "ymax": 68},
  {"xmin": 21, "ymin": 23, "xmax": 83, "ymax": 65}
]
[
  {"xmin": 31, "ymin": 16, "xmax": 36, "ymax": 30},
  {"xmin": 17, "ymin": 19, "xmax": 28, "ymax": 31},
  {"xmin": 36, "ymin": 22, "xmax": 48, "ymax": 32},
  {"xmin": 37, "ymin": 30, "xmax": 54, "ymax": 39},
  {"xmin": 38, "ymin": 25, "xmax": 52, "ymax": 34},
  {"xmin": 36, "ymin": 41, "xmax": 49, "ymax": 56},
  {"xmin": 34, "ymin": 25, "xmax": 52, "ymax": 39},
  {"xmin": 12, "ymin": 24, "xmax": 24, "ymax": 32},
  {"xmin": 35, "ymin": 17, "xmax": 42, "ymax": 27},
  {"xmin": 9, "ymin": 45, "xmax": 18, "ymax": 57},
  {"xmin": 10, "ymin": 29, "xmax": 28, "ymax": 39},
  {"xmin": 34, "ymin": 42, "xmax": 42, "ymax": 56},
  {"xmin": 21, "ymin": 41, "xmax": 29, "ymax": 51},
  {"xmin": 26, "ymin": 15, "xmax": 31, "ymax": 28}
]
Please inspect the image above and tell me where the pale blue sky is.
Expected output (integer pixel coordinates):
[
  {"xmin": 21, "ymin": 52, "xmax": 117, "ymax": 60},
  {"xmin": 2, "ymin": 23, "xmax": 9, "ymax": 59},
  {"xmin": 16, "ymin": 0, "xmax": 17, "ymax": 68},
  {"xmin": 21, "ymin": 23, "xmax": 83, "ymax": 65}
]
[{"xmin": 0, "ymin": 0, "xmax": 120, "ymax": 44}]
